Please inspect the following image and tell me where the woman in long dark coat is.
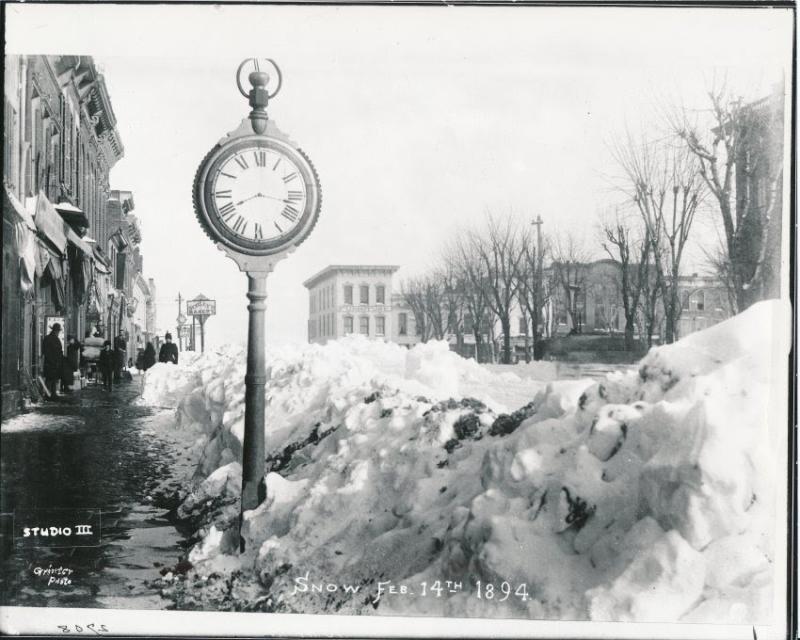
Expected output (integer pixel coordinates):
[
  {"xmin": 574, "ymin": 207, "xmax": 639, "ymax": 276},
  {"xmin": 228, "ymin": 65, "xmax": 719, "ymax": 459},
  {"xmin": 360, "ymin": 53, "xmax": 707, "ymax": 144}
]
[{"xmin": 142, "ymin": 342, "xmax": 157, "ymax": 371}]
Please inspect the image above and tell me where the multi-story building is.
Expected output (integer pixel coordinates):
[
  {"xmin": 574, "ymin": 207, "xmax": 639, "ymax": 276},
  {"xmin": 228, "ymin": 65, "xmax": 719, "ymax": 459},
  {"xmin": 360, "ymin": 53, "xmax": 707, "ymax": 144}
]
[
  {"xmin": 2, "ymin": 55, "xmax": 156, "ymax": 414},
  {"xmin": 303, "ymin": 265, "xmax": 418, "ymax": 346}
]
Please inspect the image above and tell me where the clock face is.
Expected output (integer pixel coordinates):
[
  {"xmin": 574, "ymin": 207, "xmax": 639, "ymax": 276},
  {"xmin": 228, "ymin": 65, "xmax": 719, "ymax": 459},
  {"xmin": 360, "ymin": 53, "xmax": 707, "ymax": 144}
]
[{"xmin": 195, "ymin": 135, "xmax": 320, "ymax": 255}]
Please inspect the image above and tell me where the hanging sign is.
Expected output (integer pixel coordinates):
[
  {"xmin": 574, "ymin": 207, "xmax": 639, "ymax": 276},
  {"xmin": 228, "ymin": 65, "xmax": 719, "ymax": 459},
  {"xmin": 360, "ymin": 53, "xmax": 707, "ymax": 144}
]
[{"xmin": 187, "ymin": 298, "xmax": 217, "ymax": 316}]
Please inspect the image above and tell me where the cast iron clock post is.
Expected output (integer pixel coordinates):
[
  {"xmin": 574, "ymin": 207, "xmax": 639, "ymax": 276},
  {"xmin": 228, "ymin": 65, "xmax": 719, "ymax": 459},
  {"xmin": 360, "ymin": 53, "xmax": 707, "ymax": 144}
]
[{"xmin": 193, "ymin": 59, "xmax": 321, "ymax": 549}]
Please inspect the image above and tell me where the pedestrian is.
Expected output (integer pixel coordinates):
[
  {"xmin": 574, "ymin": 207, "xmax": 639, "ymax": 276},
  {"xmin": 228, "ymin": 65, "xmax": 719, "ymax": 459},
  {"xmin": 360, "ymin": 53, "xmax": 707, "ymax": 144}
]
[
  {"xmin": 98, "ymin": 340, "xmax": 114, "ymax": 392},
  {"xmin": 158, "ymin": 332, "xmax": 179, "ymax": 365},
  {"xmin": 142, "ymin": 342, "xmax": 157, "ymax": 371},
  {"xmin": 66, "ymin": 336, "xmax": 82, "ymax": 372},
  {"xmin": 41, "ymin": 323, "xmax": 64, "ymax": 399},
  {"xmin": 60, "ymin": 336, "xmax": 81, "ymax": 392},
  {"xmin": 113, "ymin": 331, "xmax": 127, "ymax": 382}
]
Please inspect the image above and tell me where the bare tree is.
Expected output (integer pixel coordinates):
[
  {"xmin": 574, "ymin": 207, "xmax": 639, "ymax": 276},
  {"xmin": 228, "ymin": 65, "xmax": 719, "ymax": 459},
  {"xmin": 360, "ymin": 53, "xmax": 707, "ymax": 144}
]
[
  {"xmin": 471, "ymin": 215, "xmax": 525, "ymax": 365},
  {"xmin": 612, "ymin": 131, "xmax": 705, "ymax": 343},
  {"xmin": 401, "ymin": 277, "xmax": 433, "ymax": 341},
  {"xmin": 670, "ymin": 81, "xmax": 784, "ymax": 311},
  {"xmin": 515, "ymin": 225, "xmax": 547, "ymax": 361},
  {"xmin": 401, "ymin": 275, "xmax": 448, "ymax": 341},
  {"xmin": 550, "ymin": 232, "xmax": 590, "ymax": 334},
  {"xmin": 599, "ymin": 209, "xmax": 652, "ymax": 351},
  {"xmin": 445, "ymin": 234, "xmax": 491, "ymax": 361}
]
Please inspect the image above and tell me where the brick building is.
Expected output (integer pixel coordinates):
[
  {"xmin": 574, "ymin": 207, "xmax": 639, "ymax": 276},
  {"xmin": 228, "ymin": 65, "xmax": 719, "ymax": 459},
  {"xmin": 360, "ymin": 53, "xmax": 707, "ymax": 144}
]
[{"xmin": 2, "ymin": 55, "xmax": 156, "ymax": 414}]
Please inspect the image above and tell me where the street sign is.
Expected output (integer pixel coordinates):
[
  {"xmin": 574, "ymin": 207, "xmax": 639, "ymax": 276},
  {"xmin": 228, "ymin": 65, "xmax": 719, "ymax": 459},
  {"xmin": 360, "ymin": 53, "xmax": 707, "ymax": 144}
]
[
  {"xmin": 192, "ymin": 58, "xmax": 321, "ymax": 551},
  {"xmin": 186, "ymin": 298, "xmax": 217, "ymax": 316}
]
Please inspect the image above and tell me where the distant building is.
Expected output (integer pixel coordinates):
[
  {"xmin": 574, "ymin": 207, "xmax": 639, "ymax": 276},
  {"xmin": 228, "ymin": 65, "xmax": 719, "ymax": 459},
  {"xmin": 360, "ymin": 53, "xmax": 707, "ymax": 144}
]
[
  {"xmin": 303, "ymin": 265, "xmax": 418, "ymax": 346},
  {"xmin": 676, "ymin": 274, "xmax": 733, "ymax": 336}
]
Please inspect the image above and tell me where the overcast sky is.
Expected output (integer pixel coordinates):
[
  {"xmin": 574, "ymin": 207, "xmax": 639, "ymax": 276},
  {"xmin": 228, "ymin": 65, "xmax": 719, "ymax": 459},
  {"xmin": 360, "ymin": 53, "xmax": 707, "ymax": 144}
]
[{"xmin": 6, "ymin": 4, "xmax": 792, "ymax": 348}]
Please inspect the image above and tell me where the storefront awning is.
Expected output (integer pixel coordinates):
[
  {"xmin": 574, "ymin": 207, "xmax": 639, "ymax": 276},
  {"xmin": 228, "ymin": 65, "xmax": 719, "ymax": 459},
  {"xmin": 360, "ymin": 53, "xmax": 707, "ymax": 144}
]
[
  {"xmin": 93, "ymin": 245, "xmax": 111, "ymax": 274},
  {"xmin": 3, "ymin": 186, "xmax": 36, "ymax": 231},
  {"xmin": 32, "ymin": 192, "xmax": 68, "ymax": 255},
  {"xmin": 55, "ymin": 201, "xmax": 90, "ymax": 229},
  {"xmin": 4, "ymin": 187, "xmax": 37, "ymax": 295},
  {"xmin": 66, "ymin": 226, "xmax": 93, "ymax": 256}
]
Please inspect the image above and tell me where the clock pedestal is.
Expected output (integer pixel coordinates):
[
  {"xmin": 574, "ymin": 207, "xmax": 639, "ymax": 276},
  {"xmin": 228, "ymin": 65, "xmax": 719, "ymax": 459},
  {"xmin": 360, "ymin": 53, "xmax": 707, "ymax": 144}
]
[
  {"xmin": 221, "ymin": 248, "xmax": 294, "ymax": 551},
  {"xmin": 242, "ymin": 273, "xmax": 267, "ymax": 518}
]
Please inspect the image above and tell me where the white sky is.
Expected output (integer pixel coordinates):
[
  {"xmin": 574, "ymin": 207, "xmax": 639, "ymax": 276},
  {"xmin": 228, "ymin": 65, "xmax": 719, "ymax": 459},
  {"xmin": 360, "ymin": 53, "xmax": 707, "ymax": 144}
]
[{"xmin": 6, "ymin": 4, "xmax": 793, "ymax": 348}]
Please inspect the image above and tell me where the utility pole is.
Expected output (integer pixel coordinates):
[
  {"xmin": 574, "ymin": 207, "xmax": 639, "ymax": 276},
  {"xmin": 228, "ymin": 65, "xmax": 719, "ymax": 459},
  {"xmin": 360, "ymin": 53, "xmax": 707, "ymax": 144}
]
[
  {"xmin": 175, "ymin": 292, "xmax": 184, "ymax": 351},
  {"xmin": 531, "ymin": 215, "xmax": 544, "ymax": 358}
]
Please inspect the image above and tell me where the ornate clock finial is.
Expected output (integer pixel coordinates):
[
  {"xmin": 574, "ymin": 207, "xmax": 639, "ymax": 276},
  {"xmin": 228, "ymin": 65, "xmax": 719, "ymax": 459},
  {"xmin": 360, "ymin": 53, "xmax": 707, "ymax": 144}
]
[{"xmin": 236, "ymin": 58, "xmax": 283, "ymax": 135}]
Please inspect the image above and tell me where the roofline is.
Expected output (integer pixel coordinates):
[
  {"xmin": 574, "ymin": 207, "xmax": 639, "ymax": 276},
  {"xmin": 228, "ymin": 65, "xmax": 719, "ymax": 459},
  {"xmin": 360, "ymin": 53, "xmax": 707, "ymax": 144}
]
[{"xmin": 303, "ymin": 264, "xmax": 400, "ymax": 289}]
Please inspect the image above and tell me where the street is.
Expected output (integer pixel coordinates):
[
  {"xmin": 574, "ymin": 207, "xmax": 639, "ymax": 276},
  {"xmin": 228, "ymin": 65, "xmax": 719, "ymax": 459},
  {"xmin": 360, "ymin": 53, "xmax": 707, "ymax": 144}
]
[{"xmin": 0, "ymin": 381, "xmax": 192, "ymax": 609}]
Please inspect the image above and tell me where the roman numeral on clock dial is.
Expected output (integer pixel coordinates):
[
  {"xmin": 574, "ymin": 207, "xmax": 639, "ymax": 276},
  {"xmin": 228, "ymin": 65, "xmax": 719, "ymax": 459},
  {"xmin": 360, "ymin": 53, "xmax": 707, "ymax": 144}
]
[
  {"xmin": 254, "ymin": 150, "xmax": 267, "ymax": 167},
  {"xmin": 286, "ymin": 190, "xmax": 303, "ymax": 202},
  {"xmin": 219, "ymin": 202, "xmax": 236, "ymax": 220},
  {"xmin": 234, "ymin": 155, "xmax": 249, "ymax": 170},
  {"xmin": 215, "ymin": 190, "xmax": 232, "ymax": 199},
  {"xmin": 282, "ymin": 172, "xmax": 298, "ymax": 183},
  {"xmin": 231, "ymin": 215, "xmax": 247, "ymax": 235},
  {"xmin": 254, "ymin": 223, "xmax": 263, "ymax": 240},
  {"xmin": 282, "ymin": 204, "xmax": 300, "ymax": 222}
]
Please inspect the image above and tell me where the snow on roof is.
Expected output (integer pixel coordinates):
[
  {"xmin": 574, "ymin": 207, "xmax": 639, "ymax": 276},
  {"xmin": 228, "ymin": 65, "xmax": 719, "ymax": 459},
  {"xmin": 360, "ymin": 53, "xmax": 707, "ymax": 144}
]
[{"xmin": 55, "ymin": 201, "xmax": 84, "ymax": 213}]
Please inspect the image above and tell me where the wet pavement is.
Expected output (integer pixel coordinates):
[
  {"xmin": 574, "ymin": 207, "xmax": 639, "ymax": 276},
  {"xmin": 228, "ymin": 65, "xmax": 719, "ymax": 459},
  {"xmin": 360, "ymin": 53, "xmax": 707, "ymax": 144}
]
[{"xmin": 0, "ymin": 379, "xmax": 192, "ymax": 609}]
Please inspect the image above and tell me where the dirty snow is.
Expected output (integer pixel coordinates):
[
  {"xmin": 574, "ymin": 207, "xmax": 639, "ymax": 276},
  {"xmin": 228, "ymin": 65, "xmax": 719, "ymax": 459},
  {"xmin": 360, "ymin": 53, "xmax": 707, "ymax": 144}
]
[{"xmin": 142, "ymin": 301, "xmax": 787, "ymax": 623}]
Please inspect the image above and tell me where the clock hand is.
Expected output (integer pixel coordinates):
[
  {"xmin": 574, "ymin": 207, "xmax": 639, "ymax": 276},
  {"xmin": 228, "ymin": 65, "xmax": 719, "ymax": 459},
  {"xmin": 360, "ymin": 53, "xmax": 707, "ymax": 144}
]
[{"xmin": 235, "ymin": 193, "xmax": 265, "ymax": 206}]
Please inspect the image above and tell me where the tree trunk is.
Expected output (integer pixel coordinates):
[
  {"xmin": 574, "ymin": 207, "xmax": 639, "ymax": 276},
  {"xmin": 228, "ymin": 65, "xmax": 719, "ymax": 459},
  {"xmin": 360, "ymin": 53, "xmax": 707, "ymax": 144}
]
[
  {"xmin": 624, "ymin": 320, "xmax": 635, "ymax": 352},
  {"xmin": 501, "ymin": 317, "xmax": 512, "ymax": 364}
]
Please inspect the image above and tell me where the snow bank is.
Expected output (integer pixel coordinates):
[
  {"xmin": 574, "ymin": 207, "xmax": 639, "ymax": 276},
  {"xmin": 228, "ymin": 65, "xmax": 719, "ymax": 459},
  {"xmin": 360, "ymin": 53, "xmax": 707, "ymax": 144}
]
[{"xmin": 145, "ymin": 302, "xmax": 787, "ymax": 623}]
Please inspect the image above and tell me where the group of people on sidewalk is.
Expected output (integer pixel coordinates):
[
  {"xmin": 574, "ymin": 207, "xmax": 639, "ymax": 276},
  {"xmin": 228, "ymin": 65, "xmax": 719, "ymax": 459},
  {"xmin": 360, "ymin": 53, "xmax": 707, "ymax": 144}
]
[{"xmin": 41, "ymin": 324, "xmax": 181, "ymax": 398}]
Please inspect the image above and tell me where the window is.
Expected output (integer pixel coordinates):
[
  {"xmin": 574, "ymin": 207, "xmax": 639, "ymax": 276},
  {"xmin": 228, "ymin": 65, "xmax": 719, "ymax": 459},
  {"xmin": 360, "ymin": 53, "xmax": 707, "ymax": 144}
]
[
  {"xmin": 344, "ymin": 285, "xmax": 353, "ymax": 305},
  {"xmin": 344, "ymin": 316, "xmax": 354, "ymax": 334},
  {"xmin": 359, "ymin": 316, "xmax": 369, "ymax": 335},
  {"xmin": 518, "ymin": 316, "xmax": 527, "ymax": 334},
  {"xmin": 116, "ymin": 252, "xmax": 126, "ymax": 290},
  {"xmin": 376, "ymin": 285, "xmax": 385, "ymax": 304},
  {"xmin": 695, "ymin": 291, "xmax": 705, "ymax": 312},
  {"xmin": 376, "ymin": 316, "xmax": 385, "ymax": 336},
  {"xmin": 360, "ymin": 285, "xmax": 369, "ymax": 305},
  {"xmin": 398, "ymin": 312, "xmax": 408, "ymax": 336}
]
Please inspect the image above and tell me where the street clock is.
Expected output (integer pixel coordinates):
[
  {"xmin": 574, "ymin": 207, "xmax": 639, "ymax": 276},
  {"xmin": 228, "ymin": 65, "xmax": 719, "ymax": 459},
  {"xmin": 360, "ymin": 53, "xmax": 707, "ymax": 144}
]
[
  {"xmin": 193, "ymin": 58, "xmax": 321, "ymax": 267},
  {"xmin": 192, "ymin": 59, "xmax": 321, "ymax": 542}
]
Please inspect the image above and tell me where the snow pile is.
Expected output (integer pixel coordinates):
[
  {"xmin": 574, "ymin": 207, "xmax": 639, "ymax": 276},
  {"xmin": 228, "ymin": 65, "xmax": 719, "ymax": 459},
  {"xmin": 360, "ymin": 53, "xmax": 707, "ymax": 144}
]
[
  {"xmin": 146, "ymin": 302, "xmax": 786, "ymax": 623},
  {"xmin": 139, "ymin": 350, "xmax": 213, "ymax": 408}
]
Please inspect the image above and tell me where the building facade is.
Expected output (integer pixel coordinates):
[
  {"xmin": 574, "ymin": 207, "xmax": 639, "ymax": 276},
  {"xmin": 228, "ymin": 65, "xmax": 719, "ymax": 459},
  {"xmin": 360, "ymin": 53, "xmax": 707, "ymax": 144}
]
[
  {"xmin": 2, "ymin": 55, "xmax": 157, "ymax": 414},
  {"xmin": 303, "ymin": 265, "xmax": 418, "ymax": 346}
]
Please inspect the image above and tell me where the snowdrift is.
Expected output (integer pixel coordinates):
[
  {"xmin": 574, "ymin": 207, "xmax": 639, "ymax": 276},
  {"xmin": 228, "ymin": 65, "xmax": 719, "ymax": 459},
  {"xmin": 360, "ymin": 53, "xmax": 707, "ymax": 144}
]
[{"xmin": 143, "ymin": 301, "xmax": 787, "ymax": 622}]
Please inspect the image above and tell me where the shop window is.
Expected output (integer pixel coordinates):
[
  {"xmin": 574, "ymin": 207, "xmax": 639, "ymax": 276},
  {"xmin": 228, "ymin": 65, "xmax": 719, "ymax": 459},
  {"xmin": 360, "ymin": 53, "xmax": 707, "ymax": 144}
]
[
  {"xmin": 359, "ymin": 316, "xmax": 369, "ymax": 335},
  {"xmin": 376, "ymin": 316, "xmax": 385, "ymax": 336},
  {"xmin": 344, "ymin": 316, "xmax": 354, "ymax": 334}
]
